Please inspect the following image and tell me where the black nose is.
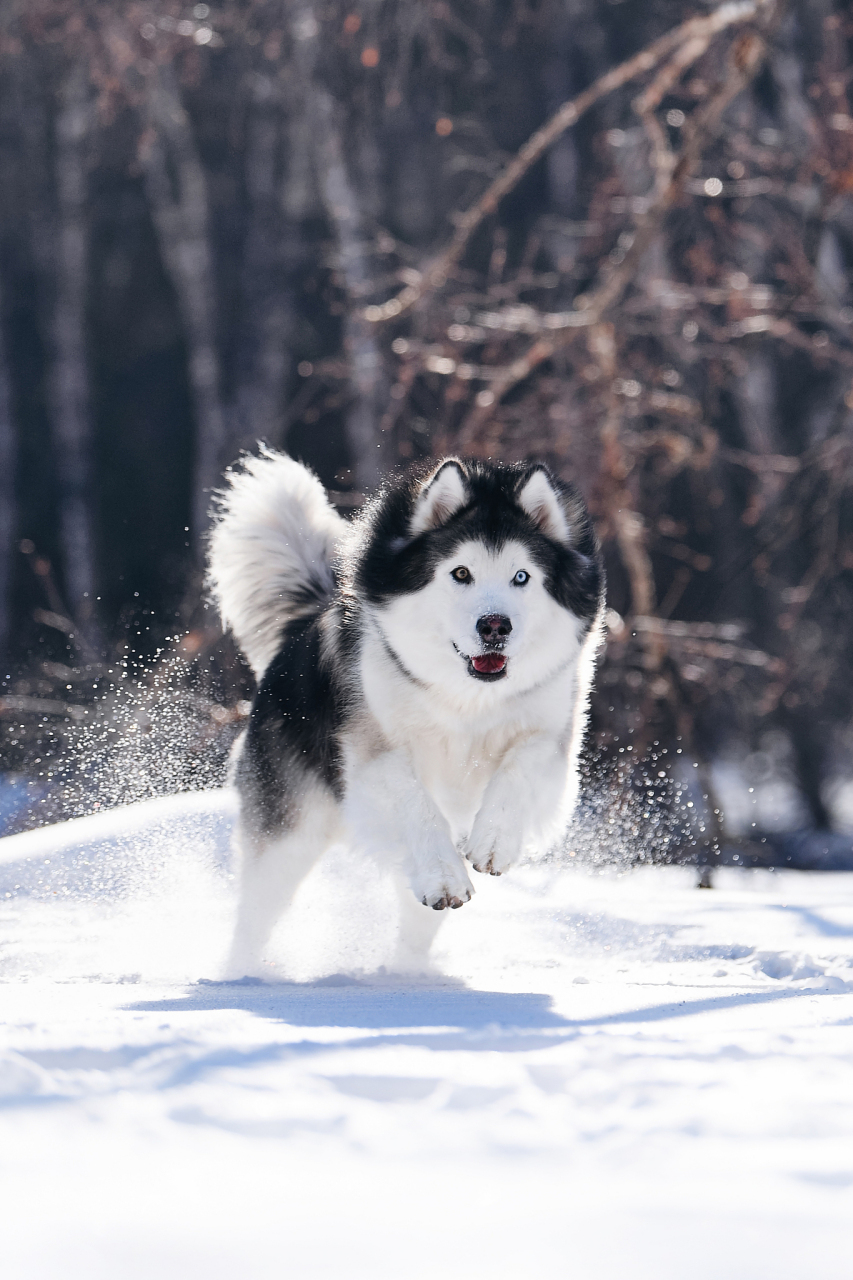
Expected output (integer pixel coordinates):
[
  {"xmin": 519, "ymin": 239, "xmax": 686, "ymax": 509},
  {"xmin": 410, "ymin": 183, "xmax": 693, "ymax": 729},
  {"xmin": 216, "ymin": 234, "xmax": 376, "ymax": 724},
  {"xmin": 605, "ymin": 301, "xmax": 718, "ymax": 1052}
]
[{"xmin": 476, "ymin": 614, "xmax": 512, "ymax": 644}]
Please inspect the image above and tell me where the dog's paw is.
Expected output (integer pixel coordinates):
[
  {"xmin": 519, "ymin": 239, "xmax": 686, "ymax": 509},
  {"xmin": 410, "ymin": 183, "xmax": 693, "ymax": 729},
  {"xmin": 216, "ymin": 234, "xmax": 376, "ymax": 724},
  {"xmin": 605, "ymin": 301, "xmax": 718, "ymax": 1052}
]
[
  {"xmin": 464, "ymin": 825, "xmax": 522, "ymax": 878},
  {"xmin": 469, "ymin": 853, "xmax": 504, "ymax": 876},
  {"xmin": 409, "ymin": 842, "xmax": 475, "ymax": 912},
  {"xmin": 421, "ymin": 885, "xmax": 473, "ymax": 911},
  {"xmin": 414, "ymin": 862, "xmax": 474, "ymax": 911},
  {"xmin": 467, "ymin": 850, "xmax": 510, "ymax": 877}
]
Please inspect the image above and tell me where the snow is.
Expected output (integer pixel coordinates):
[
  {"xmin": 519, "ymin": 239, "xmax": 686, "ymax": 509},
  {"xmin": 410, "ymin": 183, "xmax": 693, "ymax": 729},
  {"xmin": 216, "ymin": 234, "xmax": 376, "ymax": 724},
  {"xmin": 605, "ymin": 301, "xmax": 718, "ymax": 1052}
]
[{"xmin": 2, "ymin": 790, "xmax": 853, "ymax": 1278}]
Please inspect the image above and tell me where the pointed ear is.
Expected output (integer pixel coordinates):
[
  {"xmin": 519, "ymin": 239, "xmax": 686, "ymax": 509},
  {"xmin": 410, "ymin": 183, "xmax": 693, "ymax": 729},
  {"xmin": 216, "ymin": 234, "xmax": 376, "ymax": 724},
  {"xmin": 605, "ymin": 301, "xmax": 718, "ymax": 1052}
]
[
  {"xmin": 516, "ymin": 467, "xmax": 573, "ymax": 544},
  {"xmin": 409, "ymin": 460, "xmax": 468, "ymax": 536}
]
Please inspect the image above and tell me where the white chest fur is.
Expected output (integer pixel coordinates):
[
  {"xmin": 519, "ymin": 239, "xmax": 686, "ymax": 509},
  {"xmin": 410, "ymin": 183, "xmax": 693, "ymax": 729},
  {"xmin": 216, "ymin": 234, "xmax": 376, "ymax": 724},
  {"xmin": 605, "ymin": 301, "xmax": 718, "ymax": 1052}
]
[{"xmin": 356, "ymin": 622, "xmax": 579, "ymax": 843}]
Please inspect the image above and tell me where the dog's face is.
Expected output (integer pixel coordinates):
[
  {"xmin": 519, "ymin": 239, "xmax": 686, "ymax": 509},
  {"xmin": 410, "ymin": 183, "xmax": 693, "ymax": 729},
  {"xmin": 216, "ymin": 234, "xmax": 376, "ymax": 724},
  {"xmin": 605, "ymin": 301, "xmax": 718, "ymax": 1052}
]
[
  {"xmin": 379, "ymin": 534, "xmax": 584, "ymax": 696},
  {"xmin": 357, "ymin": 459, "xmax": 604, "ymax": 703}
]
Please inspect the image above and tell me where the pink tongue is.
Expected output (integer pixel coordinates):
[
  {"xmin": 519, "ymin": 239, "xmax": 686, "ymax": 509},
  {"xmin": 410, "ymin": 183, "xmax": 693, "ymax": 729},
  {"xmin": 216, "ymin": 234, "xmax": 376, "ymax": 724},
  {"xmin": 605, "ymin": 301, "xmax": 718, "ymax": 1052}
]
[{"xmin": 472, "ymin": 653, "xmax": 507, "ymax": 674}]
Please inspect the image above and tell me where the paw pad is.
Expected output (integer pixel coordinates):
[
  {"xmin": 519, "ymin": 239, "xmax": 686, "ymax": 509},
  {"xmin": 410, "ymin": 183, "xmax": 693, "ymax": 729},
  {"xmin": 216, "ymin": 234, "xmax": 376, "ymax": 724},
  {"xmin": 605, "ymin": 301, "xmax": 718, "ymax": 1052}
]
[
  {"xmin": 423, "ymin": 888, "xmax": 472, "ymax": 911},
  {"xmin": 472, "ymin": 855, "xmax": 502, "ymax": 876}
]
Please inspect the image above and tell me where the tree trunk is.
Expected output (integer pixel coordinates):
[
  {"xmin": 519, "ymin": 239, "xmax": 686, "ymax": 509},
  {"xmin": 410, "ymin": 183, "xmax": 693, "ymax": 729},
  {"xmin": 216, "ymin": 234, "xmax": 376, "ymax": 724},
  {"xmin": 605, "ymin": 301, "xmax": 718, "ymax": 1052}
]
[
  {"xmin": 229, "ymin": 72, "xmax": 297, "ymax": 454},
  {"xmin": 49, "ymin": 64, "xmax": 99, "ymax": 636},
  {"xmin": 0, "ymin": 276, "xmax": 15, "ymax": 659},
  {"xmin": 141, "ymin": 63, "xmax": 224, "ymax": 544},
  {"xmin": 291, "ymin": 8, "xmax": 390, "ymax": 493}
]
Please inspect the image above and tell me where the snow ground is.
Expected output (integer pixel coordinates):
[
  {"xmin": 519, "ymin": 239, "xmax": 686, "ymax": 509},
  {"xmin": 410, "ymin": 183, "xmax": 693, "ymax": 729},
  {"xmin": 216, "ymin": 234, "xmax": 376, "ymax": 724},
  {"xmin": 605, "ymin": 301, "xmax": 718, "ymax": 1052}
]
[{"xmin": 1, "ymin": 790, "xmax": 852, "ymax": 1279}]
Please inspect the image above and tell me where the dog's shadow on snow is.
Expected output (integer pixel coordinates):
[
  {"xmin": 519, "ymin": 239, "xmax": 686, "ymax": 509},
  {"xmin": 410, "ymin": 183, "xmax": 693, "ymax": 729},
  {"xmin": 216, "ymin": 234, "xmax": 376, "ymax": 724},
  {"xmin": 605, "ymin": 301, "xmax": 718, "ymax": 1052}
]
[
  {"xmin": 125, "ymin": 976, "xmax": 824, "ymax": 1050},
  {"xmin": 127, "ymin": 975, "xmax": 569, "ymax": 1036}
]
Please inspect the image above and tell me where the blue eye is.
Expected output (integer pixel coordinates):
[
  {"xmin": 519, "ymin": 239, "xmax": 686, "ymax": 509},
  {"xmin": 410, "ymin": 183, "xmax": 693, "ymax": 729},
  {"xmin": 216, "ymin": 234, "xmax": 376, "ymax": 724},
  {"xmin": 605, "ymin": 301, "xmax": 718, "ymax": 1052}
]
[{"xmin": 512, "ymin": 570, "xmax": 530, "ymax": 586}]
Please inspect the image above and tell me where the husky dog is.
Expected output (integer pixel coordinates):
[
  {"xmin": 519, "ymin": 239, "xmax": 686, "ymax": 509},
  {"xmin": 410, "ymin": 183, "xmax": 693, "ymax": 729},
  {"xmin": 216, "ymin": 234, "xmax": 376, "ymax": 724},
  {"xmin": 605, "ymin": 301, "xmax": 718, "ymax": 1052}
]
[{"xmin": 208, "ymin": 449, "xmax": 604, "ymax": 974}]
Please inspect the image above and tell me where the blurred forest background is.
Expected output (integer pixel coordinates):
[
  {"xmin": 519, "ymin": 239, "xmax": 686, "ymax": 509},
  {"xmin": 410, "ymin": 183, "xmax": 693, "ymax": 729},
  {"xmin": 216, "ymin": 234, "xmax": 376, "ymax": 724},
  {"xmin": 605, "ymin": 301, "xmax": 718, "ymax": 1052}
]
[{"xmin": 1, "ymin": 0, "xmax": 853, "ymax": 871}]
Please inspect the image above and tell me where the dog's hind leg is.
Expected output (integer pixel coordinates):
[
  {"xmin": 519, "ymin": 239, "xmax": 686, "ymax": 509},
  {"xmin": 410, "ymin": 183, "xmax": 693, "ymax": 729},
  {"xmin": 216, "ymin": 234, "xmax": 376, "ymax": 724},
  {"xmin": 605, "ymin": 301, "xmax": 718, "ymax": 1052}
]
[
  {"xmin": 389, "ymin": 871, "xmax": 445, "ymax": 974},
  {"xmin": 226, "ymin": 790, "xmax": 341, "ymax": 978}
]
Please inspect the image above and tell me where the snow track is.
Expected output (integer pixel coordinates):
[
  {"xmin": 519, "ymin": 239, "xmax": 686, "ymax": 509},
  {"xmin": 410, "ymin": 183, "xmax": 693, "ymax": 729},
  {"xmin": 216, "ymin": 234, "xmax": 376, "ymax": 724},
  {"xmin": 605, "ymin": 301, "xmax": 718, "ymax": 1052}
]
[{"xmin": 1, "ymin": 792, "xmax": 852, "ymax": 1277}]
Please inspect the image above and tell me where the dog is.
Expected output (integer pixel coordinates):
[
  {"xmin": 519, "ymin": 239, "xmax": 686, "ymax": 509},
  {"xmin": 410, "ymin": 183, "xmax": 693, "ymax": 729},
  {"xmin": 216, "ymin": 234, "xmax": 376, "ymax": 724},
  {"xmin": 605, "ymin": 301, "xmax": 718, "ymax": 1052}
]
[{"xmin": 207, "ymin": 449, "xmax": 605, "ymax": 974}]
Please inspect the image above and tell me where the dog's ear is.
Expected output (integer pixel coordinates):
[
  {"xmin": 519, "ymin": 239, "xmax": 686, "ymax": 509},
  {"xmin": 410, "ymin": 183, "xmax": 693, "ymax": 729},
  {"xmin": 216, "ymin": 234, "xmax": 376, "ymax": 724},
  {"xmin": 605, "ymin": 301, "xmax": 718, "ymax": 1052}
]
[
  {"xmin": 516, "ymin": 466, "xmax": 573, "ymax": 544},
  {"xmin": 410, "ymin": 459, "xmax": 468, "ymax": 536}
]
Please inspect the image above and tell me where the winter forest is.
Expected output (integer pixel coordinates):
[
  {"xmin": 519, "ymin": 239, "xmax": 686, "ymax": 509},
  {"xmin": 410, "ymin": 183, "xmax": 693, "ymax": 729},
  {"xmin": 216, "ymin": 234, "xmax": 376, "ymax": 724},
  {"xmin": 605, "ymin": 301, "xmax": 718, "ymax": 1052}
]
[
  {"xmin": 4, "ymin": 6, "xmax": 853, "ymax": 1275},
  {"xmin": 1, "ymin": 0, "xmax": 853, "ymax": 864}
]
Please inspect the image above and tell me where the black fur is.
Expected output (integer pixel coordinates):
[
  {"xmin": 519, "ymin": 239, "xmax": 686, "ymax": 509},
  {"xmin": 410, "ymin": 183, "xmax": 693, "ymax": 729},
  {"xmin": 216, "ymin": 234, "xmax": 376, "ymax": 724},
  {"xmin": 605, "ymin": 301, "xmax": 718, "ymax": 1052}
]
[
  {"xmin": 356, "ymin": 459, "xmax": 603, "ymax": 630},
  {"xmin": 236, "ymin": 615, "xmax": 344, "ymax": 839}
]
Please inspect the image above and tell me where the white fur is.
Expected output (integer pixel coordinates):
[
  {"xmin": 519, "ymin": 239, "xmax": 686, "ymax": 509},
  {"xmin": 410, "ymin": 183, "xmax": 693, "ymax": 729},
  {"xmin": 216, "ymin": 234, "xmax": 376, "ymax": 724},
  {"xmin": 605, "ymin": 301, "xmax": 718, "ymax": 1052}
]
[
  {"xmin": 517, "ymin": 468, "xmax": 573, "ymax": 544},
  {"xmin": 207, "ymin": 447, "xmax": 346, "ymax": 678},
  {"xmin": 409, "ymin": 459, "xmax": 468, "ymax": 536}
]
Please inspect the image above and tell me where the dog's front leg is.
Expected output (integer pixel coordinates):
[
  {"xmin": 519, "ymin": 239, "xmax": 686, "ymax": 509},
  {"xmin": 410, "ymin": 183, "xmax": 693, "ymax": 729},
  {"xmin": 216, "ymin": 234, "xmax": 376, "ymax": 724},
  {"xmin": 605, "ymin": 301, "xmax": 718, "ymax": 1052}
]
[
  {"xmin": 345, "ymin": 752, "xmax": 474, "ymax": 910},
  {"xmin": 465, "ymin": 734, "xmax": 574, "ymax": 876}
]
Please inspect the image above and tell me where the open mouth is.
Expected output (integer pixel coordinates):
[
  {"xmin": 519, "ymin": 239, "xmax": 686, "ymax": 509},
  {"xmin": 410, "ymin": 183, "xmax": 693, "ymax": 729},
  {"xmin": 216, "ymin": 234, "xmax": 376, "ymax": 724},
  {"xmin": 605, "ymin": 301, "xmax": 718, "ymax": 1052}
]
[
  {"xmin": 471, "ymin": 653, "xmax": 507, "ymax": 676},
  {"xmin": 454, "ymin": 645, "xmax": 508, "ymax": 681}
]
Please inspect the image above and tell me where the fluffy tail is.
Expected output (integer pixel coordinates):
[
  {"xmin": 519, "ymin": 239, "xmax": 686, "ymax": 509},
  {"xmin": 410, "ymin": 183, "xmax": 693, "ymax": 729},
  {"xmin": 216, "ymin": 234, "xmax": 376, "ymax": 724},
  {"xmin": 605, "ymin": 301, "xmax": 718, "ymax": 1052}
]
[{"xmin": 207, "ymin": 448, "xmax": 346, "ymax": 679}]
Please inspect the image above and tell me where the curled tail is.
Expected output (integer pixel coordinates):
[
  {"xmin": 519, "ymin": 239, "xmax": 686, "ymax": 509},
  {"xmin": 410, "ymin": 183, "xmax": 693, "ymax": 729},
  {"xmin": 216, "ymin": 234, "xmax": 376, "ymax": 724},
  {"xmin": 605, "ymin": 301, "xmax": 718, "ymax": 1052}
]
[{"xmin": 207, "ymin": 448, "xmax": 346, "ymax": 679}]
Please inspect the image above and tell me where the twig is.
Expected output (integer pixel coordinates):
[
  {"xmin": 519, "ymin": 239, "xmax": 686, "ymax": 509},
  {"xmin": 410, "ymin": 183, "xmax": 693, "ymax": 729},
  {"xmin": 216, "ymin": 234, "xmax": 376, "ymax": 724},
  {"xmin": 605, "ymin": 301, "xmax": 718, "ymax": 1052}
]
[
  {"xmin": 721, "ymin": 447, "xmax": 800, "ymax": 473},
  {"xmin": 0, "ymin": 695, "xmax": 88, "ymax": 721},
  {"xmin": 777, "ymin": 474, "xmax": 843, "ymax": 628},
  {"xmin": 633, "ymin": 616, "xmax": 782, "ymax": 670},
  {"xmin": 633, "ymin": 33, "xmax": 715, "ymax": 196}
]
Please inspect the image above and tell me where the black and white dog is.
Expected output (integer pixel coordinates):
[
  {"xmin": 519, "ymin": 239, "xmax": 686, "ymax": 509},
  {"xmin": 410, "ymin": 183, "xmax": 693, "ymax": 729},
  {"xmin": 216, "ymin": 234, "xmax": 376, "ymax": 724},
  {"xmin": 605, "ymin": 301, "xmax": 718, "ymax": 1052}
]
[{"xmin": 208, "ymin": 450, "xmax": 605, "ymax": 973}]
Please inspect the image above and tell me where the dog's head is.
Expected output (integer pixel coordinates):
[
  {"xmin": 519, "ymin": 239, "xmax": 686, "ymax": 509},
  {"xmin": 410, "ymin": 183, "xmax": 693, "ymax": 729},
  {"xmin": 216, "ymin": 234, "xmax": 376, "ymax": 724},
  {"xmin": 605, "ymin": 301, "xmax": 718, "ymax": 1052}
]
[{"xmin": 355, "ymin": 458, "xmax": 604, "ymax": 702}]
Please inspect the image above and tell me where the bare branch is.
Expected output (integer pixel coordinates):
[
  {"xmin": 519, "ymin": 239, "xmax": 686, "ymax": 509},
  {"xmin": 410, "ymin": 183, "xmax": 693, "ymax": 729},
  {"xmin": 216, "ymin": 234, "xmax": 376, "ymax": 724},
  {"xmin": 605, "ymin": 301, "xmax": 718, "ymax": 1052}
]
[
  {"xmin": 721, "ymin": 447, "xmax": 801, "ymax": 473},
  {"xmin": 455, "ymin": 26, "xmax": 768, "ymax": 440},
  {"xmin": 634, "ymin": 616, "xmax": 783, "ymax": 670},
  {"xmin": 364, "ymin": 0, "xmax": 774, "ymax": 323},
  {"xmin": 633, "ymin": 34, "xmax": 716, "ymax": 196}
]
